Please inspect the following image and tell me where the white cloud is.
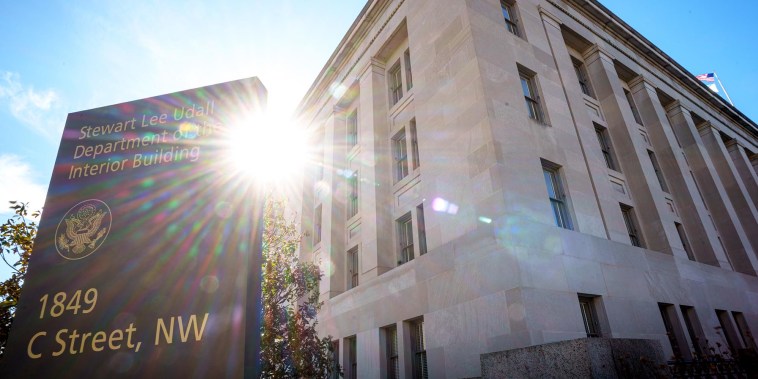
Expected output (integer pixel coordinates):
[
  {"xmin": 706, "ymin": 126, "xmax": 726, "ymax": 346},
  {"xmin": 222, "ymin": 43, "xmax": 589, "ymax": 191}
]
[
  {"xmin": 0, "ymin": 154, "xmax": 47, "ymax": 218},
  {"xmin": 0, "ymin": 71, "xmax": 65, "ymax": 140}
]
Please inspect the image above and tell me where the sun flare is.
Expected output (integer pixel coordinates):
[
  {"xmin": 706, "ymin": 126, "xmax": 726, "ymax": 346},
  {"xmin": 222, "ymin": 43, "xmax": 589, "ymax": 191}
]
[{"xmin": 226, "ymin": 113, "xmax": 309, "ymax": 186}]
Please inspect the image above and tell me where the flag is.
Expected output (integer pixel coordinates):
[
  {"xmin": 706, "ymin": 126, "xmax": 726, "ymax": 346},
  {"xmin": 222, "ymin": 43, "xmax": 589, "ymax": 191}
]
[
  {"xmin": 696, "ymin": 73, "xmax": 718, "ymax": 92},
  {"xmin": 696, "ymin": 73, "xmax": 715, "ymax": 82}
]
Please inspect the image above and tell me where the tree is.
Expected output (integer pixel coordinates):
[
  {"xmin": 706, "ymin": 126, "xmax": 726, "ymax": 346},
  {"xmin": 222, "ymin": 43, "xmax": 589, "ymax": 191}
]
[
  {"xmin": 260, "ymin": 199, "xmax": 339, "ymax": 378},
  {"xmin": 0, "ymin": 202, "xmax": 39, "ymax": 357}
]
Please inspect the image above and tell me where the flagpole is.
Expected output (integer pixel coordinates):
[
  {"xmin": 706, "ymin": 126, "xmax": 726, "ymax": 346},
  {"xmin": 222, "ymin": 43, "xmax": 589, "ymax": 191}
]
[{"xmin": 713, "ymin": 71, "xmax": 734, "ymax": 106}]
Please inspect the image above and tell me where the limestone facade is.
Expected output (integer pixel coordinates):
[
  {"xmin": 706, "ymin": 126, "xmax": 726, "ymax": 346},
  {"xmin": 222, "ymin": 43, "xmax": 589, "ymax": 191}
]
[{"xmin": 296, "ymin": 0, "xmax": 758, "ymax": 377}]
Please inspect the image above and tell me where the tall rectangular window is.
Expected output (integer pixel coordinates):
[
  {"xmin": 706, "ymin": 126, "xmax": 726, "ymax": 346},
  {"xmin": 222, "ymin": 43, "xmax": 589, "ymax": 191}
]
[
  {"xmin": 416, "ymin": 204, "xmax": 427, "ymax": 256},
  {"xmin": 410, "ymin": 119, "xmax": 420, "ymax": 170},
  {"xmin": 404, "ymin": 49, "xmax": 413, "ymax": 91},
  {"xmin": 346, "ymin": 109, "xmax": 358, "ymax": 148},
  {"xmin": 347, "ymin": 171, "xmax": 359, "ymax": 219},
  {"xmin": 595, "ymin": 125, "xmax": 617, "ymax": 171},
  {"xmin": 330, "ymin": 340, "xmax": 340, "ymax": 379},
  {"xmin": 520, "ymin": 72, "xmax": 543, "ymax": 122},
  {"xmin": 623, "ymin": 88, "xmax": 643, "ymax": 125},
  {"xmin": 410, "ymin": 320, "xmax": 428, "ymax": 379},
  {"xmin": 500, "ymin": 1, "xmax": 520, "ymax": 37},
  {"xmin": 397, "ymin": 213, "xmax": 414, "ymax": 265},
  {"xmin": 648, "ymin": 150, "xmax": 668, "ymax": 192},
  {"xmin": 659, "ymin": 303, "xmax": 686, "ymax": 359},
  {"xmin": 680, "ymin": 305, "xmax": 704, "ymax": 356},
  {"xmin": 572, "ymin": 57, "xmax": 593, "ymax": 98},
  {"xmin": 313, "ymin": 204, "xmax": 323, "ymax": 245},
  {"xmin": 389, "ymin": 61, "xmax": 403, "ymax": 106},
  {"xmin": 385, "ymin": 325, "xmax": 399, "ymax": 379},
  {"xmin": 733, "ymin": 312, "xmax": 757, "ymax": 350},
  {"xmin": 675, "ymin": 223, "xmax": 693, "ymax": 261},
  {"xmin": 578, "ymin": 295, "xmax": 601, "ymax": 337},
  {"xmin": 347, "ymin": 247, "xmax": 359, "ymax": 289},
  {"xmin": 543, "ymin": 163, "xmax": 572, "ymax": 229},
  {"xmin": 392, "ymin": 129, "xmax": 409, "ymax": 182},
  {"xmin": 620, "ymin": 205, "xmax": 643, "ymax": 247},
  {"xmin": 345, "ymin": 336, "xmax": 357, "ymax": 379}
]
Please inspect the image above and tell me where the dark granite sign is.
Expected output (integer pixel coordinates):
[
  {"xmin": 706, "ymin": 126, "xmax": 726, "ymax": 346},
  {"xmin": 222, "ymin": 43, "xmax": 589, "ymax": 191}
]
[{"xmin": 2, "ymin": 78, "xmax": 267, "ymax": 378}]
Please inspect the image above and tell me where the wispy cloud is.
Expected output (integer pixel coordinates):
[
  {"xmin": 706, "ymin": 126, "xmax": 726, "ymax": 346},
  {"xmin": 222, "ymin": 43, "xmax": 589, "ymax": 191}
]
[
  {"xmin": 0, "ymin": 154, "xmax": 47, "ymax": 218},
  {"xmin": 0, "ymin": 71, "xmax": 65, "ymax": 141}
]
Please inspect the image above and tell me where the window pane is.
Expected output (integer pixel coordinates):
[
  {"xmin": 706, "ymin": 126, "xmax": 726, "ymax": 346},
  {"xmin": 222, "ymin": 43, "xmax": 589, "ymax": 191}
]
[
  {"xmin": 393, "ymin": 130, "xmax": 409, "ymax": 182},
  {"xmin": 389, "ymin": 61, "xmax": 403, "ymax": 105},
  {"xmin": 404, "ymin": 49, "xmax": 413, "ymax": 91},
  {"xmin": 347, "ymin": 109, "xmax": 358, "ymax": 147}
]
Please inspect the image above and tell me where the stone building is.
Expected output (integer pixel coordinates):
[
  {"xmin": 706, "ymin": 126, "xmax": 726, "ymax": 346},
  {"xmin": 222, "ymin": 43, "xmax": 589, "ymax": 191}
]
[{"xmin": 295, "ymin": 0, "xmax": 758, "ymax": 377}]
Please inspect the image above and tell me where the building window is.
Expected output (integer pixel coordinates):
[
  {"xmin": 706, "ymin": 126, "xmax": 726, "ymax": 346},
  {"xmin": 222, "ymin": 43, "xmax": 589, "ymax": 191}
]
[
  {"xmin": 620, "ymin": 204, "xmax": 643, "ymax": 247},
  {"xmin": 416, "ymin": 204, "xmax": 427, "ymax": 256},
  {"xmin": 313, "ymin": 204, "xmax": 323, "ymax": 245},
  {"xmin": 410, "ymin": 319, "xmax": 428, "ymax": 379},
  {"xmin": 347, "ymin": 171, "xmax": 359, "ymax": 219},
  {"xmin": 410, "ymin": 118, "xmax": 420, "ymax": 170},
  {"xmin": 397, "ymin": 213, "xmax": 414, "ymax": 265},
  {"xmin": 623, "ymin": 88, "xmax": 643, "ymax": 125},
  {"xmin": 347, "ymin": 246, "xmax": 359, "ymax": 289},
  {"xmin": 500, "ymin": 1, "xmax": 520, "ymax": 37},
  {"xmin": 648, "ymin": 150, "xmax": 668, "ymax": 192},
  {"xmin": 347, "ymin": 109, "xmax": 358, "ymax": 148},
  {"xmin": 345, "ymin": 336, "xmax": 357, "ymax": 379},
  {"xmin": 404, "ymin": 49, "xmax": 413, "ymax": 91},
  {"xmin": 542, "ymin": 163, "xmax": 572, "ymax": 229},
  {"xmin": 733, "ymin": 311, "xmax": 757, "ymax": 350},
  {"xmin": 389, "ymin": 60, "xmax": 404, "ymax": 106},
  {"xmin": 392, "ymin": 129, "xmax": 409, "ymax": 182},
  {"xmin": 680, "ymin": 306, "xmax": 704, "ymax": 356},
  {"xmin": 659, "ymin": 303, "xmax": 687, "ymax": 359},
  {"xmin": 520, "ymin": 71, "xmax": 543, "ymax": 122},
  {"xmin": 385, "ymin": 325, "xmax": 399, "ymax": 379},
  {"xmin": 572, "ymin": 57, "xmax": 593, "ymax": 98},
  {"xmin": 595, "ymin": 125, "xmax": 618, "ymax": 171},
  {"xmin": 675, "ymin": 223, "xmax": 694, "ymax": 261},
  {"xmin": 578, "ymin": 295, "xmax": 601, "ymax": 337}
]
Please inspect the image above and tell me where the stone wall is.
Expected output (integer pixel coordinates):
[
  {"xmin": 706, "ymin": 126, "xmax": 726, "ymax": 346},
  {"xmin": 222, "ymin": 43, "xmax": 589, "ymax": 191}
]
[{"xmin": 480, "ymin": 338, "xmax": 666, "ymax": 378}]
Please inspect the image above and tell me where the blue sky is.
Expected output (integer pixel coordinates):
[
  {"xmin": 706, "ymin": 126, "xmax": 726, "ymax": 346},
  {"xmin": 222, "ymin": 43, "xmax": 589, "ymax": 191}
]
[{"xmin": 0, "ymin": 1, "xmax": 756, "ymax": 275}]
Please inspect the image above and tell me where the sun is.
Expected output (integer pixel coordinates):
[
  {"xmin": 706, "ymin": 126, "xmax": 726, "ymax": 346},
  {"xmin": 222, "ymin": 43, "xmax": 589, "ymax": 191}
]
[{"xmin": 225, "ymin": 112, "xmax": 310, "ymax": 186}]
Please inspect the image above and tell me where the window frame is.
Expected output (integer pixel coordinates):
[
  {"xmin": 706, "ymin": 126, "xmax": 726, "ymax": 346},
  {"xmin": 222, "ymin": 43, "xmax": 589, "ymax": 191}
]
[
  {"xmin": 520, "ymin": 71, "xmax": 543, "ymax": 122},
  {"xmin": 404, "ymin": 49, "xmax": 413, "ymax": 91},
  {"xmin": 542, "ymin": 163, "xmax": 573, "ymax": 230},
  {"xmin": 347, "ymin": 170, "xmax": 359, "ymax": 219},
  {"xmin": 410, "ymin": 319, "xmax": 428, "ymax": 379},
  {"xmin": 392, "ymin": 129, "xmax": 410, "ymax": 183},
  {"xmin": 623, "ymin": 88, "xmax": 644, "ymax": 125},
  {"xmin": 500, "ymin": 1, "xmax": 520, "ymax": 37},
  {"xmin": 346, "ymin": 108, "xmax": 358, "ymax": 148},
  {"xmin": 578, "ymin": 295, "xmax": 601, "ymax": 337},
  {"xmin": 385, "ymin": 325, "xmax": 399, "ymax": 379},
  {"xmin": 397, "ymin": 212, "xmax": 415, "ymax": 265},
  {"xmin": 389, "ymin": 60, "xmax": 404, "ymax": 106},
  {"xmin": 594, "ymin": 125, "xmax": 618, "ymax": 171},
  {"xmin": 313, "ymin": 204, "xmax": 323, "ymax": 245},
  {"xmin": 571, "ymin": 57, "xmax": 594, "ymax": 98},
  {"xmin": 647, "ymin": 150, "xmax": 668, "ymax": 192},
  {"xmin": 620, "ymin": 204, "xmax": 643, "ymax": 248},
  {"xmin": 410, "ymin": 118, "xmax": 420, "ymax": 170},
  {"xmin": 347, "ymin": 246, "xmax": 359, "ymax": 290}
]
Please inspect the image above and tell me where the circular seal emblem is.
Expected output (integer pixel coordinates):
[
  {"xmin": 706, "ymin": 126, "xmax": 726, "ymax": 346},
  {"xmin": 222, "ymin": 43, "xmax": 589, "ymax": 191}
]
[{"xmin": 55, "ymin": 199, "xmax": 112, "ymax": 260}]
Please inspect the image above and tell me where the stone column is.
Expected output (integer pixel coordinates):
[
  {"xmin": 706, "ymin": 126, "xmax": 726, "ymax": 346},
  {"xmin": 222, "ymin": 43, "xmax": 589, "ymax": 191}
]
[
  {"xmin": 627, "ymin": 76, "xmax": 690, "ymax": 259},
  {"xmin": 697, "ymin": 122, "xmax": 758, "ymax": 250},
  {"xmin": 627, "ymin": 96, "xmax": 723, "ymax": 266},
  {"xmin": 357, "ymin": 58, "xmax": 394, "ymax": 281},
  {"xmin": 665, "ymin": 104, "xmax": 757, "ymax": 275},
  {"xmin": 725, "ymin": 141, "xmax": 758, "ymax": 209},
  {"xmin": 537, "ymin": 7, "xmax": 614, "ymax": 240},
  {"xmin": 357, "ymin": 329, "xmax": 381, "ymax": 379},
  {"xmin": 583, "ymin": 46, "xmax": 676, "ymax": 253},
  {"xmin": 320, "ymin": 108, "xmax": 347, "ymax": 299}
]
